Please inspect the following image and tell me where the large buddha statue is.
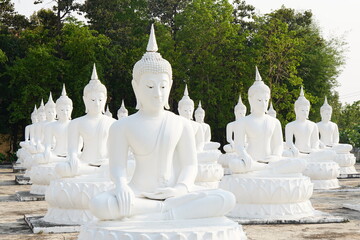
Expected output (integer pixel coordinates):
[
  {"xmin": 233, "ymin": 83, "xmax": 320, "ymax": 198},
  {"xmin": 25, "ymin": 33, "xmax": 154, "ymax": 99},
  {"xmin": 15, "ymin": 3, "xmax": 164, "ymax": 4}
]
[
  {"xmin": 55, "ymin": 65, "xmax": 116, "ymax": 178},
  {"xmin": 284, "ymin": 88, "xmax": 340, "ymax": 189},
  {"xmin": 220, "ymin": 67, "xmax": 315, "ymax": 220},
  {"xmin": 29, "ymin": 85, "xmax": 74, "ymax": 195},
  {"xmin": 317, "ymin": 97, "xmax": 357, "ymax": 174},
  {"xmin": 78, "ymin": 25, "xmax": 245, "ymax": 240}
]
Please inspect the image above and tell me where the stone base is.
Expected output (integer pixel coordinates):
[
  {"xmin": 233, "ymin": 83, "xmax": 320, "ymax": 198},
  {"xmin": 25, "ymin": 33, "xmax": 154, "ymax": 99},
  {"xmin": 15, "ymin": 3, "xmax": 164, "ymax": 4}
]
[
  {"xmin": 24, "ymin": 215, "xmax": 80, "ymax": 233},
  {"xmin": 15, "ymin": 191, "xmax": 45, "ymax": 201},
  {"xmin": 15, "ymin": 175, "xmax": 32, "ymax": 185},
  {"xmin": 230, "ymin": 210, "xmax": 348, "ymax": 225},
  {"xmin": 12, "ymin": 164, "xmax": 26, "ymax": 173},
  {"xmin": 30, "ymin": 184, "xmax": 48, "ymax": 195},
  {"xmin": 44, "ymin": 207, "xmax": 96, "ymax": 225},
  {"xmin": 312, "ymin": 179, "xmax": 340, "ymax": 190},
  {"xmin": 78, "ymin": 217, "xmax": 247, "ymax": 240},
  {"xmin": 343, "ymin": 204, "xmax": 360, "ymax": 212},
  {"xmin": 338, "ymin": 173, "xmax": 360, "ymax": 179}
]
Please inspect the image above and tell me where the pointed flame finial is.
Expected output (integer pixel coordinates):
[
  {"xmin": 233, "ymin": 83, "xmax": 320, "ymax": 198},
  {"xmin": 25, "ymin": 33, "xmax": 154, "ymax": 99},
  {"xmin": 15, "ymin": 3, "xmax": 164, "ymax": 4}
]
[
  {"xmin": 91, "ymin": 63, "xmax": 99, "ymax": 80},
  {"xmin": 238, "ymin": 94, "xmax": 243, "ymax": 105},
  {"xmin": 300, "ymin": 86, "xmax": 305, "ymax": 97},
  {"xmin": 33, "ymin": 105, "xmax": 37, "ymax": 113},
  {"xmin": 48, "ymin": 92, "xmax": 54, "ymax": 103},
  {"xmin": 255, "ymin": 66, "xmax": 262, "ymax": 81},
  {"xmin": 61, "ymin": 84, "xmax": 67, "ymax": 96},
  {"xmin": 121, "ymin": 99, "xmax": 125, "ymax": 108},
  {"xmin": 146, "ymin": 24, "xmax": 158, "ymax": 52},
  {"xmin": 40, "ymin": 99, "xmax": 44, "ymax": 107},
  {"xmin": 198, "ymin": 101, "xmax": 202, "ymax": 108},
  {"xmin": 184, "ymin": 84, "xmax": 189, "ymax": 97},
  {"xmin": 324, "ymin": 96, "xmax": 329, "ymax": 105}
]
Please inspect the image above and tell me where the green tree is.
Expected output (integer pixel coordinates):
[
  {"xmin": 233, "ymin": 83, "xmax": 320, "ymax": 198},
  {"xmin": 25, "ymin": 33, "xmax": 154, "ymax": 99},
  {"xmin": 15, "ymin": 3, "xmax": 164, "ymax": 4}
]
[{"xmin": 338, "ymin": 101, "xmax": 360, "ymax": 148}]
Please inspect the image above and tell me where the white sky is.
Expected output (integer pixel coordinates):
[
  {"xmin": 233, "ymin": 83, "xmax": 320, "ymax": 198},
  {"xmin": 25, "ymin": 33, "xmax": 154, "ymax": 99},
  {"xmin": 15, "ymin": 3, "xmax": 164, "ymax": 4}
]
[{"xmin": 11, "ymin": 0, "xmax": 360, "ymax": 104}]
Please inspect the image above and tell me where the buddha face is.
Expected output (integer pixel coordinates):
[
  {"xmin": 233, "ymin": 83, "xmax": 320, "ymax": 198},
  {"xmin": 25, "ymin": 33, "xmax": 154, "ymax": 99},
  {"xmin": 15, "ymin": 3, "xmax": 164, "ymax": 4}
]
[
  {"xmin": 83, "ymin": 91, "xmax": 106, "ymax": 115},
  {"xmin": 117, "ymin": 110, "xmax": 128, "ymax": 119},
  {"xmin": 31, "ymin": 115, "xmax": 38, "ymax": 124},
  {"xmin": 249, "ymin": 91, "xmax": 270, "ymax": 114},
  {"xmin": 57, "ymin": 103, "xmax": 73, "ymax": 121},
  {"xmin": 321, "ymin": 108, "xmax": 332, "ymax": 122},
  {"xmin": 37, "ymin": 110, "xmax": 46, "ymax": 122},
  {"xmin": 133, "ymin": 72, "xmax": 171, "ymax": 112},
  {"xmin": 179, "ymin": 103, "xmax": 194, "ymax": 120},
  {"xmin": 235, "ymin": 108, "xmax": 246, "ymax": 120},
  {"xmin": 195, "ymin": 111, "xmax": 205, "ymax": 123},
  {"xmin": 45, "ymin": 107, "xmax": 57, "ymax": 121},
  {"xmin": 295, "ymin": 105, "xmax": 310, "ymax": 120}
]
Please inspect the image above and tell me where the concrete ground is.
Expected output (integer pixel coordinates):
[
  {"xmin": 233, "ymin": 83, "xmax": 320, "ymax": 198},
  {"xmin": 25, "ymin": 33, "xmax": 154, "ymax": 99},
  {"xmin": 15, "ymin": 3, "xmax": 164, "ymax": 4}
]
[{"xmin": 0, "ymin": 165, "xmax": 359, "ymax": 240}]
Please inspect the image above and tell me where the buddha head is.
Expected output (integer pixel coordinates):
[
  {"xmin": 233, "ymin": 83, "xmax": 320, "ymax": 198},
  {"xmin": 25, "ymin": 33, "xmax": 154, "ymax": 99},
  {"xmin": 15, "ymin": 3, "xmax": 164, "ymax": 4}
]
[
  {"xmin": 56, "ymin": 84, "xmax": 73, "ymax": 121},
  {"xmin": 234, "ymin": 94, "xmax": 247, "ymax": 120},
  {"xmin": 294, "ymin": 86, "xmax": 310, "ymax": 120},
  {"xmin": 105, "ymin": 105, "xmax": 112, "ymax": 117},
  {"xmin": 117, "ymin": 100, "xmax": 128, "ymax": 119},
  {"xmin": 320, "ymin": 96, "xmax": 332, "ymax": 122},
  {"xmin": 178, "ymin": 85, "xmax": 195, "ymax": 120},
  {"xmin": 37, "ymin": 100, "xmax": 47, "ymax": 122},
  {"xmin": 267, "ymin": 102, "xmax": 277, "ymax": 118},
  {"xmin": 45, "ymin": 92, "xmax": 57, "ymax": 121},
  {"xmin": 83, "ymin": 64, "xmax": 107, "ymax": 115},
  {"xmin": 248, "ymin": 66, "xmax": 270, "ymax": 115},
  {"xmin": 132, "ymin": 24, "xmax": 172, "ymax": 113},
  {"xmin": 31, "ymin": 105, "xmax": 38, "ymax": 124},
  {"xmin": 194, "ymin": 101, "xmax": 205, "ymax": 123}
]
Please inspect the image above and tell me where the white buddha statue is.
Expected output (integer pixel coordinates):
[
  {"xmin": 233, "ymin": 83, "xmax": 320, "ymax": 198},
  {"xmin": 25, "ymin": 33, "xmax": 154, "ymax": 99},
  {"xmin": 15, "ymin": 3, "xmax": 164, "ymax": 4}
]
[
  {"xmin": 284, "ymin": 88, "xmax": 340, "ymax": 189},
  {"xmin": 55, "ymin": 65, "xmax": 116, "ymax": 178},
  {"xmin": 29, "ymin": 85, "xmax": 74, "ymax": 194},
  {"xmin": 43, "ymin": 65, "xmax": 117, "ymax": 224},
  {"xmin": 16, "ymin": 105, "xmax": 38, "ymax": 164},
  {"xmin": 267, "ymin": 101, "xmax": 276, "ymax": 118},
  {"xmin": 220, "ymin": 67, "xmax": 315, "ymax": 220},
  {"xmin": 105, "ymin": 104, "xmax": 113, "ymax": 118},
  {"xmin": 32, "ymin": 100, "xmax": 46, "ymax": 153},
  {"xmin": 195, "ymin": 101, "xmax": 211, "ymax": 142},
  {"xmin": 317, "ymin": 97, "xmax": 357, "ymax": 174},
  {"xmin": 79, "ymin": 25, "xmax": 245, "ymax": 240},
  {"xmin": 178, "ymin": 85, "xmax": 205, "ymax": 151},
  {"xmin": 117, "ymin": 100, "xmax": 128, "ymax": 119}
]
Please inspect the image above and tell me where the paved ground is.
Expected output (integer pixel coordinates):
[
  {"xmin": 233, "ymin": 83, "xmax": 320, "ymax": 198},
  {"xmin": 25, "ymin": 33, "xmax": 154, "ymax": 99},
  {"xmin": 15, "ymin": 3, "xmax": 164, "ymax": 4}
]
[{"xmin": 0, "ymin": 165, "xmax": 359, "ymax": 240}]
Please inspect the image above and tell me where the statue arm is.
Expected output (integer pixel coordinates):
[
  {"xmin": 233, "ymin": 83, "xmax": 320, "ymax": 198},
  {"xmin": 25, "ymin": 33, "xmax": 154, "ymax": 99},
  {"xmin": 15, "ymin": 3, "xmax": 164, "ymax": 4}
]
[
  {"xmin": 24, "ymin": 126, "xmax": 30, "ymax": 141},
  {"xmin": 176, "ymin": 121, "xmax": 198, "ymax": 190},
  {"xmin": 67, "ymin": 121, "xmax": 80, "ymax": 157},
  {"xmin": 285, "ymin": 123, "xmax": 299, "ymax": 156},
  {"xmin": 205, "ymin": 124, "xmax": 211, "ymax": 142},
  {"xmin": 271, "ymin": 120, "xmax": 283, "ymax": 157},
  {"xmin": 334, "ymin": 124, "xmax": 340, "ymax": 144},
  {"xmin": 311, "ymin": 124, "xmax": 320, "ymax": 149},
  {"xmin": 195, "ymin": 124, "xmax": 205, "ymax": 151},
  {"xmin": 43, "ymin": 124, "xmax": 54, "ymax": 161},
  {"xmin": 234, "ymin": 121, "xmax": 247, "ymax": 157},
  {"xmin": 226, "ymin": 122, "xmax": 234, "ymax": 145}
]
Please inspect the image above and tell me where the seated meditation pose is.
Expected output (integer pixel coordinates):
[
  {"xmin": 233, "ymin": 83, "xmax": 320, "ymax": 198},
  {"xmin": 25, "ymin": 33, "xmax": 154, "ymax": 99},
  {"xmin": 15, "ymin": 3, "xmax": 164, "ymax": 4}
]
[
  {"xmin": 117, "ymin": 100, "xmax": 128, "ymax": 119},
  {"xmin": 178, "ymin": 88, "xmax": 223, "ymax": 188},
  {"xmin": 23, "ymin": 95, "xmax": 57, "ymax": 172},
  {"xmin": 317, "ymin": 97, "xmax": 357, "ymax": 174},
  {"xmin": 267, "ymin": 101, "xmax": 277, "ymax": 118},
  {"xmin": 16, "ymin": 106, "xmax": 38, "ymax": 165},
  {"xmin": 220, "ymin": 67, "xmax": 315, "ymax": 220},
  {"xmin": 284, "ymin": 88, "xmax": 340, "ymax": 189},
  {"xmin": 43, "ymin": 65, "xmax": 117, "ymax": 224},
  {"xmin": 78, "ymin": 25, "xmax": 245, "ymax": 240},
  {"xmin": 29, "ymin": 85, "xmax": 74, "ymax": 195}
]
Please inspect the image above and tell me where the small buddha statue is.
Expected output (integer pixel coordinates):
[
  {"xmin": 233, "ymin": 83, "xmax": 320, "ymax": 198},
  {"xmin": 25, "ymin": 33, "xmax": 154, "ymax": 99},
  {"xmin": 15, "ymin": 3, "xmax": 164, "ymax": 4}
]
[
  {"xmin": 105, "ymin": 104, "xmax": 113, "ymax": 118},
  {"xmin": 194, "ymin": 101, "xmax": 211, "ymax": 142},
  {"xmin": 55, "ymin": 64, "xmax": 116, "ymax": 178},
  {"xmin": 267, "ymin": 101, "xmax": 277, "ymax": 118},
  {"xmin": 178, "ymin": 85, "xmax": 205, "ymax": 152},
  {"xmin": 220, "ymin": 67, "xmax": 315, "ymax": 220},
  {"xmin": 32, "ymin": 100, "xmax": 47, "ymax": 152},
  {"xmin": 117, "ymin": 100, "xmax": 128, "ymax": 119},
  {"xmin": 88, "ymin": 25, "xmax": 236, "ymax": 223},
  {"xmin": 317, "ymin": 97, "xmax": 357, "ymax": 174},
  {"xmin": 284, "ymin": 87, "xmax": 340, "ymax": 189},
  {"xmin": 35, "ymin": 85, "xmax": 73, "ymax": 164},
  {"xmin": 223, "ymin": 94, "xmax": 247, "ymax": 153}
]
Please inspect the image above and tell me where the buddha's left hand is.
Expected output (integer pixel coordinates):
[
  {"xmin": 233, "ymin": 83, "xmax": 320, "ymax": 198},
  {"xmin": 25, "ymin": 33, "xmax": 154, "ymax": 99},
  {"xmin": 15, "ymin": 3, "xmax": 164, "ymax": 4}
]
[{"xmin": 142, "ymin": 184, "xmax": 188, "ymax": 200}]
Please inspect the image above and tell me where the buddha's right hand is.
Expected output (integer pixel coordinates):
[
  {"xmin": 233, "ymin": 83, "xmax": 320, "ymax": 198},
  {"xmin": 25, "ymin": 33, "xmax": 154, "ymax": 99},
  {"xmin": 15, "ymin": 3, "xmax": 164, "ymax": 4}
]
[
  {"xmin": 290, "ymin": 146, "xmax": 300, "ymax": 157},
  {"xmin": 69, "ymin": 155, "xmax": 79, "ymax": 175},
  {"xmin": 115, "ymin": 183, "xmax": 134, "ymax": 217}
]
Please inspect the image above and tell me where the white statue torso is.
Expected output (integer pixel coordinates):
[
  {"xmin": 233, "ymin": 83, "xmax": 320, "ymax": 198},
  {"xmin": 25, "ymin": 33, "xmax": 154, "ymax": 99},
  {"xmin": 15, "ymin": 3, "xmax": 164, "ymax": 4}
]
[
  {"xmin": 47, "ymin": 120, "xmax": 70, "ymax": 156},
  {"xmin": 317, "ymin": 121, "xmax": 338, "ymax": 146},
  {"xmin": 287, "ymin": 120, "xmax": 318, "ymax": 153}
]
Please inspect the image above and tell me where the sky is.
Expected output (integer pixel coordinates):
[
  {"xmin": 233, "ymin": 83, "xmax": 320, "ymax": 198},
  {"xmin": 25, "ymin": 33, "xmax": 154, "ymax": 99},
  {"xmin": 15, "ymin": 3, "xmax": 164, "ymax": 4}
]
[{"xmin": 11, "ymin": 0, "xmax": 360, "ymax": 104}]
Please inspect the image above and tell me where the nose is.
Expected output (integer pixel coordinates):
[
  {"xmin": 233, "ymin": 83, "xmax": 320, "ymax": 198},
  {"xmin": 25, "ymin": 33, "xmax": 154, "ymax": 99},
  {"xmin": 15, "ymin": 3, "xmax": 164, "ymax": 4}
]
[{"xmin": 154, "ymin": 86, "xmax": 163, "ymax": 98}]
